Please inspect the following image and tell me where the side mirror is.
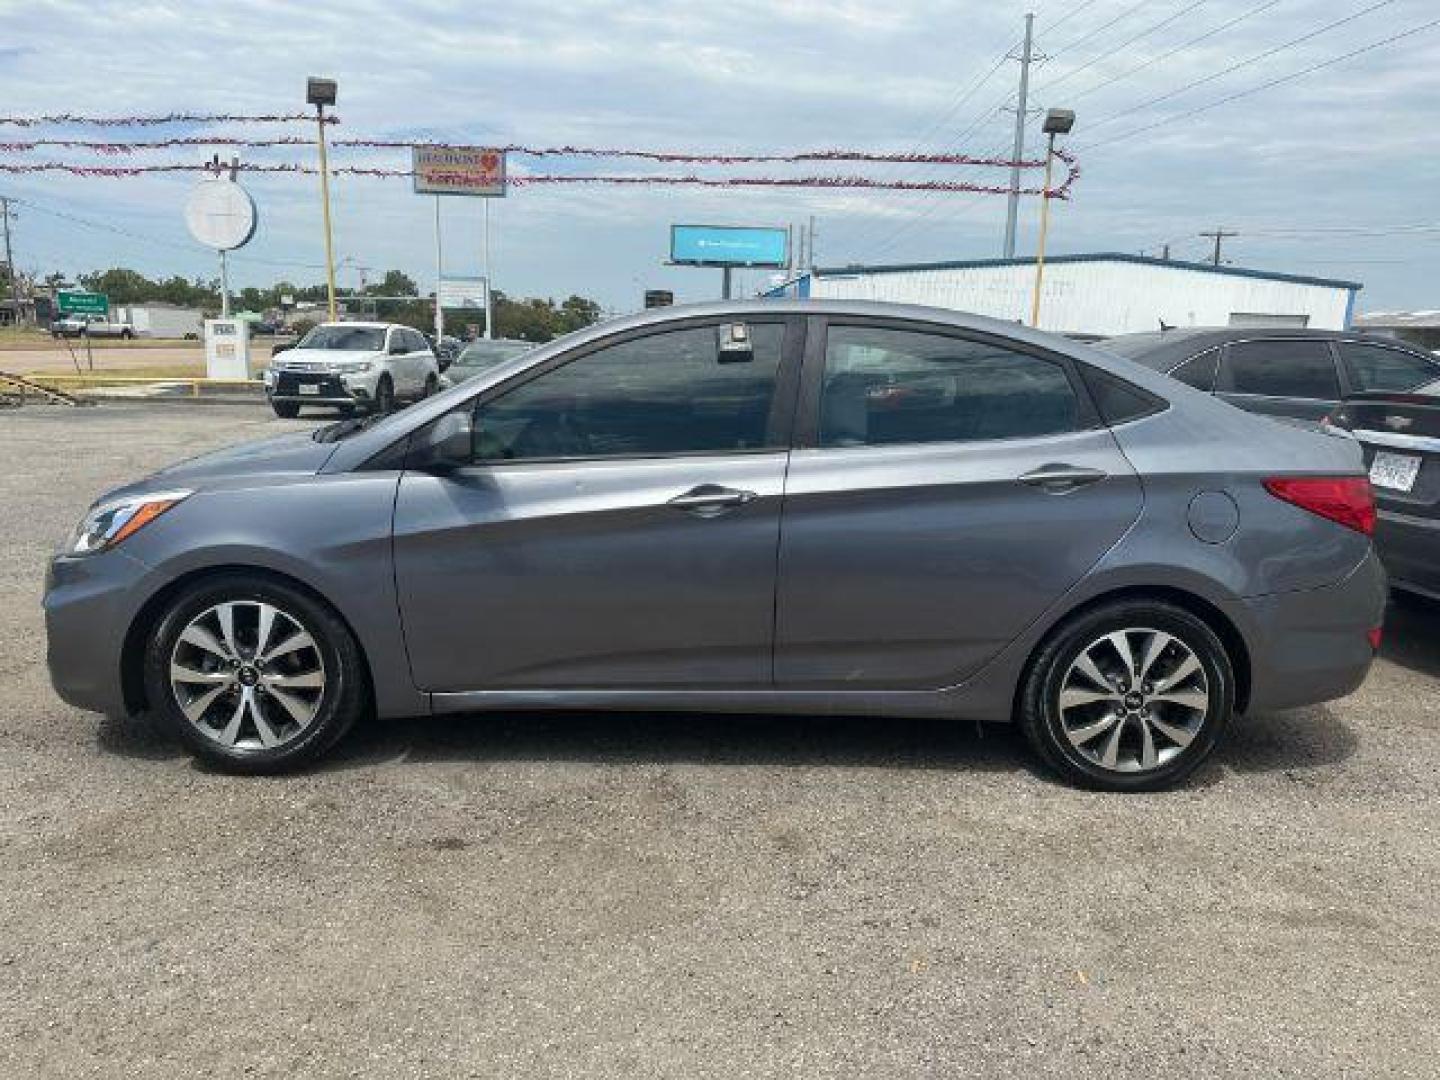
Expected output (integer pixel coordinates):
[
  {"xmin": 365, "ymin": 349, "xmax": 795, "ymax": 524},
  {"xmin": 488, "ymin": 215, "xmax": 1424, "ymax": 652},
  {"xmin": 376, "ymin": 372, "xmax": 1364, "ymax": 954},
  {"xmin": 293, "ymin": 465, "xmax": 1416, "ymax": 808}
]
[{"xmin": 415, "ymin": 411, "xmax": 473, "ymax": 471}]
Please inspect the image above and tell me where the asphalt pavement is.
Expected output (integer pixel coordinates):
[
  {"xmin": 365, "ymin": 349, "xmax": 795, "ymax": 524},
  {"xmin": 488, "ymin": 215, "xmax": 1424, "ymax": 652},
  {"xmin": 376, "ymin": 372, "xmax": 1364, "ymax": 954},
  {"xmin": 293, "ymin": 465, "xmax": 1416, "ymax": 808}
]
[{"xmin": 1, "ymin": 400, "xmax": 1436, "ymax": 1078}]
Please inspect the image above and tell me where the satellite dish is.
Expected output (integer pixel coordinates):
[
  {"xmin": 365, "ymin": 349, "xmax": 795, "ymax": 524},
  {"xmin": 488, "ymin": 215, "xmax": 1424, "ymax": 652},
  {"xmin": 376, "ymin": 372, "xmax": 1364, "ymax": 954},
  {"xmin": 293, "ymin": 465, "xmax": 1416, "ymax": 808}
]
[{"xmin": 185, "ymin": 175, "xmax": 257, "ymax": 251}]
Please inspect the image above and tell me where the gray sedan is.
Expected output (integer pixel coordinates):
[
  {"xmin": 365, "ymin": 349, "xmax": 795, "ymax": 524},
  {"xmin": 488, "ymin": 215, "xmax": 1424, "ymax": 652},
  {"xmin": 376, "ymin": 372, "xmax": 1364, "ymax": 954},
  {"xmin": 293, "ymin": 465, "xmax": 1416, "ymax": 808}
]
[{"xmin": 44, "ymin": 301, "xmax": 1385, "ymax": 790}]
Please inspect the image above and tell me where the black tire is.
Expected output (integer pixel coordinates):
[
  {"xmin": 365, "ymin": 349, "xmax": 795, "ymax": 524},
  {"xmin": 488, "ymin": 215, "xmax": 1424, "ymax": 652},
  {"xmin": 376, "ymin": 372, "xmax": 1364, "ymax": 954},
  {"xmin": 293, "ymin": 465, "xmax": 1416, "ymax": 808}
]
[
  {"xmin": 1018, "ymin": 600, "xmax": 1235, "ymax": 792},
  {"xmin": 373, "ymin": 376, "xmax": 395, "ymax": 415},
  {"xmin": 142, "ymin": 573, "xmax": 369, "ymax": 774},
  {"xmin": 121, "ymin": 329, "xmax": 134, "ymax": 339},
  {"xmin": 422, "ymin": 374, "xmax": 439, "ymax": 398},
  {"xmin": 271, "ymin": 400, "xmax": 301, "ymax": 419}
]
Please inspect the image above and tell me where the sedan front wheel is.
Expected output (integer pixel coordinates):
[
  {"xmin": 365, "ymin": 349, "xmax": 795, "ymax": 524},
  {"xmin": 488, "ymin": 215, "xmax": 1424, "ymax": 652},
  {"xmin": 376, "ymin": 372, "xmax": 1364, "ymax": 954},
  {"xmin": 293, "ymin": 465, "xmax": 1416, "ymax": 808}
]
[{"xmin": 143, "ymin": 574, "xmax": 369, "ymax": 773}]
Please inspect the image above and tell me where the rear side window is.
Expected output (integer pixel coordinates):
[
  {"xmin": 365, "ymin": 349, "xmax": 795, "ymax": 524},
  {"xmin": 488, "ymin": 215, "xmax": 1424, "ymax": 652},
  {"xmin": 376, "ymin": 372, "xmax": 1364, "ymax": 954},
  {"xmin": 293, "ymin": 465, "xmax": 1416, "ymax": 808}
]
[
  {"xmin": 1340, "ymin": 342, "xmax": 1438, "ymax": 393},
  {"xmin": 819, "ymin": 325, "xmax": 1080, "ymax": 447},
  {"xmin": 1222, "ymin": 340, "xmax": 1340, "ymax": 400},
  {"xmin": 1171, "ymin": 348, "xmax": 1220, "ymax": 392},
  {"xmin": 1081, "ymin": 367, "xmax": 1167, "ymax": 425}
]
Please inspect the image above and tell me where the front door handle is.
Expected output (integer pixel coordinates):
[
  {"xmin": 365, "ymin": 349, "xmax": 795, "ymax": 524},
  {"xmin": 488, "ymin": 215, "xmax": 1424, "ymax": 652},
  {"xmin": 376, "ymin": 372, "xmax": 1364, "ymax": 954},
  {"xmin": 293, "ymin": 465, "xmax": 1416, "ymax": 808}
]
[
  {"xmin": 667, "ymin": 484, "xmax": 758, "ymax": 516},
  {"xmin": 1018, "ymin": 464, "xmax": 1108, "ymax": 493}
]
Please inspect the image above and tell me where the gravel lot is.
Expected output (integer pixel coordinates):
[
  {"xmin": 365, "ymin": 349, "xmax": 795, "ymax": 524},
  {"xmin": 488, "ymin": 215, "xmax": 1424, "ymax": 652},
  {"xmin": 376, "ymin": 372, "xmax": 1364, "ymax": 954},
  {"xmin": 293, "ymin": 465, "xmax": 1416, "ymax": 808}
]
[{"xmin": 1, "ymin": 401, "xmax": 1436, "ymax": 1078}]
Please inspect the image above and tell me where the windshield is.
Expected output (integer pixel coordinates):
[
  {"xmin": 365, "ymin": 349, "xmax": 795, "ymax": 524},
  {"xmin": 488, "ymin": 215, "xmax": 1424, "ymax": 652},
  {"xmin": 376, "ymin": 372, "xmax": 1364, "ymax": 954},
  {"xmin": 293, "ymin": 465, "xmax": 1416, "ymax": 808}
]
[
  {"xmin": 298, "ymin": 325, "xmax": 385, "ymax": 352},
  {"xmin": 457, "ymin": 341, "xmax": 532, "ymax": 369}
]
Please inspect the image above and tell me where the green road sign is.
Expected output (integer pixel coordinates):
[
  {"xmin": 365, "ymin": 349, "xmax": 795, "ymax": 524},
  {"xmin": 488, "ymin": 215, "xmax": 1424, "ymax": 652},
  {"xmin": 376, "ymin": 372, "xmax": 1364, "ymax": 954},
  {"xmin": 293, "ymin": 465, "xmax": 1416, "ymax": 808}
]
[{"xmin": 57, "ymin": 290, "xmax": 109, "ymax": 316}]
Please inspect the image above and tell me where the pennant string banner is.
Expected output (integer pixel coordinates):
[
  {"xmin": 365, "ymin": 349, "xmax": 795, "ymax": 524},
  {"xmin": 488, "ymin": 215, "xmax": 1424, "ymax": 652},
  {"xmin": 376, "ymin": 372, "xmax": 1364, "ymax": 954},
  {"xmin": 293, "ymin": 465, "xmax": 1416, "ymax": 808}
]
[
  {"xmin": 0, "ymin": 156, "xmax": 1080, "ymax": 198},
  {"xmin": 0, "ymin": 137, "xmax": 1048, "ymax": 169},
  {"xmin": 0, "ymin": 113, "xmax": 336, "ymax": 127}
]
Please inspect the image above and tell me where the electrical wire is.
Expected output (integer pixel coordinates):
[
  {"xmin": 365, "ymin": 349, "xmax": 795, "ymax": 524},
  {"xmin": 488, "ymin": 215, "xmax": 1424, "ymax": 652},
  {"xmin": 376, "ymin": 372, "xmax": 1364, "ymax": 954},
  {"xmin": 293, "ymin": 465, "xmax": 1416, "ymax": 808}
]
[
  {"xmin": 1035, "ymin": 0, "xmax": 1211, "ymax": 94},
  {"xmin": 1080, "ymin": 0, "xmax": 1401, "ymax": 135},
  {"xmin": 1081, "ymin": 13, "xmax": 1440, "ymax": 150}
]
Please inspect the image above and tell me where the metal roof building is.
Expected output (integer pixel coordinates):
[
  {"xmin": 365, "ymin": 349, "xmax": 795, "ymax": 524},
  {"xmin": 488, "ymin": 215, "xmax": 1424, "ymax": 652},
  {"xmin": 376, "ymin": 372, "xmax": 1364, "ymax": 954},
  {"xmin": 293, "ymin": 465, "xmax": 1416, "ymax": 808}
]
[{"xmin": 765, "ymin": 253, "xmax": 1362, "ymax": 338}]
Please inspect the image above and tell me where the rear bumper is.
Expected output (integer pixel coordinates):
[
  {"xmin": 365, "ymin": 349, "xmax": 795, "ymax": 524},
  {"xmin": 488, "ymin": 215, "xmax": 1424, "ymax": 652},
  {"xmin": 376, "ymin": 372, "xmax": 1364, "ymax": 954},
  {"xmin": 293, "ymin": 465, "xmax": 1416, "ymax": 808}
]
[
  {"xmin": 1226, "ymin": 548, "xmax": 1387, "ymax": 713},
  {"xmin": 1375, "ymin": 508, "xmax": 1440, "ymax": 598}
]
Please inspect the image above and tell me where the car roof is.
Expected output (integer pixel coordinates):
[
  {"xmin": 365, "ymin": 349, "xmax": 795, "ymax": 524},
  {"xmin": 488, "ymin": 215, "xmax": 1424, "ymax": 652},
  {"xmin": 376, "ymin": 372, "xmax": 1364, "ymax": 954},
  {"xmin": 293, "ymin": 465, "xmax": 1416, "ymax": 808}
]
[
  {"xmin": 315, "ymin": 321, "xmax": 403, "ymax": 330},
  {"xmin": 1102, "ymin": 326, "xmax": 1430, "ymax": 371}
]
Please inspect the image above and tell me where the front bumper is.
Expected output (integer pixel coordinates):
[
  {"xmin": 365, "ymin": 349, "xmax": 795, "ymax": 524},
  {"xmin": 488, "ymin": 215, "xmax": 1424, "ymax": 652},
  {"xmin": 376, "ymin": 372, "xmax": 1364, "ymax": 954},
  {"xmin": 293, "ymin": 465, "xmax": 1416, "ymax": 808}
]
[
  {"xmin": 1226, "ymin": 548, "xmax": 1387, "ymax": 713},
  {"xmin": 266, "ymin": 369, "xmax": 376, "ymax": 405},
  {"xmin": 44, "ymin": 547, "xmax": 152, "ymax": 716}
]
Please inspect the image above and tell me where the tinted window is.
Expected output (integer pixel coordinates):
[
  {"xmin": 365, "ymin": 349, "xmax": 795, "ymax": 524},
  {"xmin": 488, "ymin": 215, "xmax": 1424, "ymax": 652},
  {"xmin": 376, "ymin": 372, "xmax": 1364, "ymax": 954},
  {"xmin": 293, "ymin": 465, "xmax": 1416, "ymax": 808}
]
[
  {"xmin": 819, "ymin": 326, "xmax": 1079, "ymax": 447},
  {"xmin": 458, "ymin": 341, "xmax": 532, "ymax": 369},
  {"xmin": 1222, "ymin": 340, "xmax": 1340, "ymax": 400},
  {"xmin": 1340, "ymin": 342, "xmax": 1437, "ymax": 393},
  {"xmin": 1171, "ymin": 348, "xmax": 1220, "ymax": 391},
  {"xmin": 299, "ymin": 325, "xmax": 385, "ymax": 351},
  {"xmin": 473, "ymin": 323, "xmax": 784, "ymax": 461},
  {"xmin": 1081, "ymin": 367, "xmax": 1166, "ymax": 425}
]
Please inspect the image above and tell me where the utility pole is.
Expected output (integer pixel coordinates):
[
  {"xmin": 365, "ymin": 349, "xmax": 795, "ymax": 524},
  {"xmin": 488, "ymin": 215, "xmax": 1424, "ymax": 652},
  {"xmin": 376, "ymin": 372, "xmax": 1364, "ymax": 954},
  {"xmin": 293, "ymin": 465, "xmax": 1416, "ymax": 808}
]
[
  {"xmin": 0, "ymin": 197, "xmax": 17, "ymax": 325},
  {"xmin": 807, "ymin": 214, "xmax": 817, "ymax": 270},
  {"xmin": 1199, "ymin": 227, "xmax": 1239, "ymax": 267},
  {"xmin": 1003, "ymin": 12, "xmax": 1037, "ymax": 259}
]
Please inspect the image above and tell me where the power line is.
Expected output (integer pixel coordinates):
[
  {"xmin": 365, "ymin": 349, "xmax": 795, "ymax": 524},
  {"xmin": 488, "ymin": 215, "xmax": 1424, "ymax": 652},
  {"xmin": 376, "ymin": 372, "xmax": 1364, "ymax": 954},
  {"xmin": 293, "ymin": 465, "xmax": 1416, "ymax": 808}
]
[
  {"xmin": 1040, "ymin": 0, "xmax": 1105, "ymax": 36},
  {"xmin": 1080, "ymin": 0, "xmax": 1401, "ymax": 136},
  {"xmin": 1066, "ymin": 0, "xmax": 1283, "ymax": 104},
  {"xmin": 1051, "ymin": 0, "xmax": 1158, "ymax": 56},
  {"xmin": 1036, "ymin": 0, "xmax": 1211, "ymax": 94},
  {"xmin": 1081, "ymin": 14, "xmax": 1440, "ymax": 151}
]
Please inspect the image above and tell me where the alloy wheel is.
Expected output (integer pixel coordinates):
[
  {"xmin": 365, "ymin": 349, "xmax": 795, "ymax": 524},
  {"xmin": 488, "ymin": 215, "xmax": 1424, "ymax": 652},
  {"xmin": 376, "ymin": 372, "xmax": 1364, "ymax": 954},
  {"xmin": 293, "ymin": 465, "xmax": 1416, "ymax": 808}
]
[
  {"xmin": 1057, "ymin": 628, "xmax": 1209, "ymax": 773},
  {"xmin": 168, "ymin": 600, "xmax": 326, "ymax": 751}
]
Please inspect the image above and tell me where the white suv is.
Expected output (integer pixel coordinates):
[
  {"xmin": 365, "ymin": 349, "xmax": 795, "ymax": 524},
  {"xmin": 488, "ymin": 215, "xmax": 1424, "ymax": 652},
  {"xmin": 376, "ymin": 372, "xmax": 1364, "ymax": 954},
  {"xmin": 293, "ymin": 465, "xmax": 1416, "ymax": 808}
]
[{"xmin": 265, "ymin": 322, "xmax": 439, "ymax": 418}]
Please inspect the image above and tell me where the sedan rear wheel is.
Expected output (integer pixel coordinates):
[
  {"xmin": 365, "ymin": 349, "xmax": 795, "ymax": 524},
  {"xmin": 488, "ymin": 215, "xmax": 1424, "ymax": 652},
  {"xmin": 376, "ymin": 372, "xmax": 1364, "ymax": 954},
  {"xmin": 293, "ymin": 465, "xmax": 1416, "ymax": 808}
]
[
  {"xmin": 144, "ymin": 574, "xmax": 368, "ymax": 773},
  {"xmin": 1020, "ymin": 601, "xmax": 1234, "ymax": 791}
]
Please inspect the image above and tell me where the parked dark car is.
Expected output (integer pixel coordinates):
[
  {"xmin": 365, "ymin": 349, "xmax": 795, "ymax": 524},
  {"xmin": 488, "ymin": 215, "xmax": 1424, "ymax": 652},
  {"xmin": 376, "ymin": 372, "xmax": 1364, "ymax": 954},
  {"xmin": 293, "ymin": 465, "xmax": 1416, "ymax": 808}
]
[
  {"xmin": 1105, "ymin": 329, "xmax": 1440, "ymax": 425},
  {"xmin": 438, "ymin": 338, "xmax": 534, "ymax": 389},
  {"xmin": 1328, "ymin": 392, "xmax": 1440, "ymax": 601}
]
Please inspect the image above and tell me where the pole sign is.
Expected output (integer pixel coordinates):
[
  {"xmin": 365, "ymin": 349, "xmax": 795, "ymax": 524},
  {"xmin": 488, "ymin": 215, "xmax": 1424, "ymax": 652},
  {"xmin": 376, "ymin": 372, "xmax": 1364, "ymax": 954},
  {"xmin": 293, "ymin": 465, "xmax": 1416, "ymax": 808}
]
[
  {"xmin": 437, "ymin": 277, "xmax": 488, "ymax": 309},
  {"xmin": 57, "ymin": 290, "xmax": 109, "ymax": 316},
  {"xmin": 670, "ymin": 225, "xmax": 788, "ymax": 268},
  {"xmin": 412, "ymin": 147, "xmax": 506, "ymax": 197}
]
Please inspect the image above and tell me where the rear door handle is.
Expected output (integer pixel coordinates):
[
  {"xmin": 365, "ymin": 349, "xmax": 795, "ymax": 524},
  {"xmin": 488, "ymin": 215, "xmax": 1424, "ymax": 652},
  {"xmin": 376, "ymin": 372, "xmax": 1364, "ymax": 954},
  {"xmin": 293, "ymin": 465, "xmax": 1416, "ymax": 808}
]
[
  {"xmin": 667, "ymin": 484, "xmax": 758, "ymax": 516},
  {"xmin": 1018, "ymin": 464, "xmax": 1108, "ymax": 493}
]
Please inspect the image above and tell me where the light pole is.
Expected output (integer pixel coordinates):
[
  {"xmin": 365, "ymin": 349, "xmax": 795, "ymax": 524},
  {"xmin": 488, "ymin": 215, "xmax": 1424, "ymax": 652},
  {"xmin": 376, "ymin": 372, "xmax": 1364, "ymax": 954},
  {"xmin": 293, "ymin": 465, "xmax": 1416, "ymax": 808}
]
[
  {"xmin": 307, "ymin": 76, "xmax": 339, "ymax": 323},
  {"xmin": 1030, "ymin": 107, "xmax": 1075, "ymax": 329}
]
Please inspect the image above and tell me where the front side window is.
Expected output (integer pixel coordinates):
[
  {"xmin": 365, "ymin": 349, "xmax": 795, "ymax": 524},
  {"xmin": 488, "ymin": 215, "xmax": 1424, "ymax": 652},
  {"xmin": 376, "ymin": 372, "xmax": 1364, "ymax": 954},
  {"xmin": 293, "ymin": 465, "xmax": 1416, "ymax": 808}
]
[
  {"xmin": 1222, "ymin": 340, "xmax": 1340, "ymax": 400},
  {"xmin": 819, "ymin": 325, "xmax": 1080, "ymax": 447},
  {"xmin": 472, "ymin": 323, "xmax": 785, "ymax": 461},
  {"xmin": 1340, "ymin": 342, "xmax": 1438, "ymax": 393}
]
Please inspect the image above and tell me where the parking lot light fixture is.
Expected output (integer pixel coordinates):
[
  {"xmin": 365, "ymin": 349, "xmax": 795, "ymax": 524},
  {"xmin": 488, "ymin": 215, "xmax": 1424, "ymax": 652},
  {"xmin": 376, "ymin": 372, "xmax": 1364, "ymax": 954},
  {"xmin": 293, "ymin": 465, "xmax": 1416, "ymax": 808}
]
[
  {"xmin": 1030, "ymin": 108, "xmax": 1076, "ymax": 329},
  {"xmin": 307, "ymin": 77, "xmax": 339, "ymax": 323}
]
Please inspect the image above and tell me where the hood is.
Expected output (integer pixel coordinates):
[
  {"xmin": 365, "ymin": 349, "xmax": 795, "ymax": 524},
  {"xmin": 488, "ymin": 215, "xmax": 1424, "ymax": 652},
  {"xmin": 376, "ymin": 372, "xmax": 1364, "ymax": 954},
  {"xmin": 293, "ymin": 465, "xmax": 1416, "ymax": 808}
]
[{"xmin": 101, "ymin": 430, "xmax": 338, "ymax": 503}]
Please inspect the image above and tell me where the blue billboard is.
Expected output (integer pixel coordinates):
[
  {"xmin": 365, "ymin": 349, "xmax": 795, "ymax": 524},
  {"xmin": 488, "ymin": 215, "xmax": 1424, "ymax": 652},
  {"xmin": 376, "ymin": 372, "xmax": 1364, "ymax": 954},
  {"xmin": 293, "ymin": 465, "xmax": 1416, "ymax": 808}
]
[{"xmin": 670, "ymin": 224, "xmax": 788, "ymax": 268}]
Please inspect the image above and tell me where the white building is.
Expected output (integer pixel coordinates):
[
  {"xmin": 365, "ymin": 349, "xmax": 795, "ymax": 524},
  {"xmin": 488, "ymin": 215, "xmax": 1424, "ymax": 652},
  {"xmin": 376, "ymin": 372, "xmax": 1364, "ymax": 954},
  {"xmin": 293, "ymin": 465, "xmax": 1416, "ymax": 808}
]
[{"xmin": 766, "ymin": 254, "xmax": 1361, "ymax": 338}]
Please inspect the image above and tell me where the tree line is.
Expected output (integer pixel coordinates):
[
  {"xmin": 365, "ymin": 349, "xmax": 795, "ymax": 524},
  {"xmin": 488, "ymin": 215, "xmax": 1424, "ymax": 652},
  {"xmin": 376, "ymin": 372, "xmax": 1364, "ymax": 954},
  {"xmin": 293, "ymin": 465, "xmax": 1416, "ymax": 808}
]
[{"xmin": 37, "ymin": 266, "xmax": 603, "ymax": 343}]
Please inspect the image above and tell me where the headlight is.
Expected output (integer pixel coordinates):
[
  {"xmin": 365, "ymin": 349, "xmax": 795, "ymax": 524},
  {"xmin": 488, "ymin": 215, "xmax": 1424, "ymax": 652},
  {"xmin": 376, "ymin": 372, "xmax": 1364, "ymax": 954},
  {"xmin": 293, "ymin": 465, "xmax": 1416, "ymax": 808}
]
[
  {"xmin": 333, "ymin": 361, "xmax": 372, "ymax": 374},
  {"xmin": 67, "ymin": 490, "xmax": 192, "ymax": 556}
]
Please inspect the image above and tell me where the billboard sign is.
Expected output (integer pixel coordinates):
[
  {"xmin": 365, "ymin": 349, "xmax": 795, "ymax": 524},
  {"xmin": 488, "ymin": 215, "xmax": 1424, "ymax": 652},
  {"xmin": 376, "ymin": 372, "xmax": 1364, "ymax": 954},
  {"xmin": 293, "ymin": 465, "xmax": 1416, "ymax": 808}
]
[
  {"xmin": 412, "ymin": 147, "xmax": 506, "ymax": 197},
  {"xmin": 670, "ymin": 225, "xmax": 787, "ymax": 268},
  {"xmin": 438, "ymin": 277, "xmax": 488, "ymax": 309},
  {"xmin": 56, "ymin": 290, "xmax": 109, "ymax": 316}
]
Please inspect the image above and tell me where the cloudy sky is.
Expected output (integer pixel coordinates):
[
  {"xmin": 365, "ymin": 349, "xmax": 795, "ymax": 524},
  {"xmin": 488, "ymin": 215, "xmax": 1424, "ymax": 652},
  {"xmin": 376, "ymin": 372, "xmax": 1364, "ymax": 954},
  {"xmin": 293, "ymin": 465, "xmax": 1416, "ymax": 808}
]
[{"xmin": 2, "ymin": 0, "xmax": 1438, "ymax": 313}]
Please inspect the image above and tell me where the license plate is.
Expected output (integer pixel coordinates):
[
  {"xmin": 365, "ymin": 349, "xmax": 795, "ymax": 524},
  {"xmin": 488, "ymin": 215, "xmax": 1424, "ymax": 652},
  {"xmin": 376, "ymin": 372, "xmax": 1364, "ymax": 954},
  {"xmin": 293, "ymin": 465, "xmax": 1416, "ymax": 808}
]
[
  {"xmin": 1370, "ymin": 450, "xmax": 1421, "ymax": 492},
  {"xmin": 298, "ymin": 384, "xmax": 321, "ymax": 395}
]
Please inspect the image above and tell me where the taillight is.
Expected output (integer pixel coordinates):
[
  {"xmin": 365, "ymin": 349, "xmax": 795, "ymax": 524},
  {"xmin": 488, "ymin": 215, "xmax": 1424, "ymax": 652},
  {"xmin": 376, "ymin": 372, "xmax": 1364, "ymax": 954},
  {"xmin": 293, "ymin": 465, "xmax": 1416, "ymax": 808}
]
[{"xmin": 1264, "ymin": 476, "xmax": 1376, "ymax": 536}]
